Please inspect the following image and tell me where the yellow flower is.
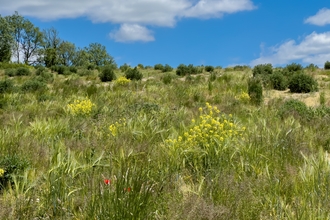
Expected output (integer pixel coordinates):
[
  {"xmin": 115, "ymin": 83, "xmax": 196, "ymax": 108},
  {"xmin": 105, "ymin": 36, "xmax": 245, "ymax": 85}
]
[{"xmin": 0, "ymin": 168, "xmax": 4, "ymax": 177}]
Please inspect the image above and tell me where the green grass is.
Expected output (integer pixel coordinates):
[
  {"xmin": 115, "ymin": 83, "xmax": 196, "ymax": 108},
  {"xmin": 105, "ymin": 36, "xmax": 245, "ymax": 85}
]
[{"xmin": 0, "ymin": 66, "xmax": 330, "ymax": 219}]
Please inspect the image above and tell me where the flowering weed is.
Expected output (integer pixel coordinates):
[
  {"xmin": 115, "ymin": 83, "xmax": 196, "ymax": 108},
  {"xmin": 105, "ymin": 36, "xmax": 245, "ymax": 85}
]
[
  {"xmin": 115, "ymin": 76, "xmax": 131, "ymax": 86},
  {"xmin": 67, "ymin": 98, "xmax": 95, "ymax": 116}
]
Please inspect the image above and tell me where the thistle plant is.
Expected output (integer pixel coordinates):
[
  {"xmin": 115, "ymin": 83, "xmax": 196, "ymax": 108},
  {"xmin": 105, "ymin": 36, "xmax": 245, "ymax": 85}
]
[{"xmin": 67, "ymin": 98, "xmax": 95, "ymax": 116}]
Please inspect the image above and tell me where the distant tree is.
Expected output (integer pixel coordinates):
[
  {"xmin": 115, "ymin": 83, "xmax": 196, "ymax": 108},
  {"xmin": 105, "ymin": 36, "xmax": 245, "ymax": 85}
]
[
  {"xmin": 325, "ymin": 61, "xmax": 330, "ymax": 70},
  {"xmin": 85, "ymin": 43, "xmax": 116, "ymax": 67},
  {"xmin": 42, "ymin": 27, "xmax": 62, "ymax": 67},
  {"xmin": 0, "ymin": 15, "xmax": 13, "ymax": 62},
  {"xmin": 58, "ymin": 41, "xmax": 76, "ymax": 66}
]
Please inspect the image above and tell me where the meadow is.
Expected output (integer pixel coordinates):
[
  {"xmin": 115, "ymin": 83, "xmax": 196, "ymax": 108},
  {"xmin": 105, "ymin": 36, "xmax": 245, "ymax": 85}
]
[{"xmin": 1, "ymin": 64, "xmax": 330, "ymax": 219}]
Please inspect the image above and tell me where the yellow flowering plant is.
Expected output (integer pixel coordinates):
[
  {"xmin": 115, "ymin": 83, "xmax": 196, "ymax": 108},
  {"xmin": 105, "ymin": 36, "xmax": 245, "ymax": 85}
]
[
  {"xmin": 166, "ymin": 102, "xmax": 245, "ymax": 172},
  {"xmin": 235, "ymin": 91, "xmax": 251, "ymax": 103},
  {"xmin": 67, "ymin": 98, "xmax": 95, "ymax": 116},
  {"xmin": 109, "ymin": 118, "xmax": 127, "ymax": 137},
  {"xmin": 0, "ymin": 168, "xmax": 4, "ymax": 177},
  {"xmin": 115, "ymin": 76, "xmax": 131, "ymax": 86}
]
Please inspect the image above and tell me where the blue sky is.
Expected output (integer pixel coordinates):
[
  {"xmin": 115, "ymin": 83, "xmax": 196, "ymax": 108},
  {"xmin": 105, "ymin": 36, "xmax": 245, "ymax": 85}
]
[{"xmin": 1, "ymin": 0, "xmax": 330, "ymax": 68}]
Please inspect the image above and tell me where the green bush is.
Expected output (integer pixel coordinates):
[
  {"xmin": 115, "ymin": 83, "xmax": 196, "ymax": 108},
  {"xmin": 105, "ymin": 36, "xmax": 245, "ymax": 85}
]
[
  {"xmin": 35, "ymin": 66, "xmax": 46, "ymax": 75},
  {"xmin": 120, "ymin": 63, "xmax": 130, "ymax": 72},
  {"xmin": 69, "ymin": 66, "xmax": 78, "ymax": 73},
  {"xmin": 21, "ymin": 79, "xmax": 47, "ymax": 92},
  {"xmin": 154, "ymin": 64, "xmax": 164, "ymax": 71},
  {"xmin": 125, "ymin": 67, "xmax": 143, "ymax": 80},
  {"xmin": 162, "ymin": 64, "xmax": 173, "ymax": 72},
  {"xmin": 248, "ymin": 77, "xmax": 263, "ymax": 105},
  {"xmin": 0, "ymin": 62, "xmax": 30, "ymax": 69},
  {"xmin": 0, "ymin": 79, "xmax": 14, "ymax": 93},
  {"xmin": 16, "ymin": 67, "xmax": 31, "ymax": 76},
  {"xmin": 161, "ymin": 73, "xmax": 173, "ymax": 84},
  {"xmin": 270, "ymin": 71, "xmax": 288, "ymax": 90},
  {"xmin": 278, "ymin": 99, "xmax": 312, "ymax": 120},
  {"xmin": 57, "ymin": 66, "xmax": 66, "ymax": 75},
  {"xmin": 325, "ymin": 61, "xmax": 330, "ymax": 70},
  {"xmin": 0, "ymin": 154, "xmax": 30, "ymax": 190},
  {"xmin": 99, "ymin": 66, "xmax": 116, "ymax": 82},
  {"xmin": 234, "ymin": 65, "xmax": 250, "ymax": 71},
  {"xmin": 4, "ymin": 68, "xmax": 16, "ymax": 77},
  {"xmin": 305, "ymin": 63, "xmax": 318, "ymax": 71},
  {"xmin": 137, "ymin": 64, "xmax": 144, "ymax": 69},
  {"xmin": 204, "ymin": 65, "xmax": 215, "ymax": 72},
  {"xmin": 252, "ymin": 63, "xmax": 273, "ymax": 77},
  {"xmin": 288, "ymin": 73, "xmax": 318, "ymax": 93},
  {"xmin": 176, "ymin": 64, "xmax": 200, "ymax": 76},
  {"xmin": 285, "ymin": 62, "xmax": 303, "ymax": 72}
]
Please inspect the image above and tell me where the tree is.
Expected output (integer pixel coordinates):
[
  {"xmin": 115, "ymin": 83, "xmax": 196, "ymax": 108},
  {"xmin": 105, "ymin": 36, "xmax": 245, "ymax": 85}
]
[
  {"xmin": 42, "ymin": 27, "xmax": 61, "ymax": 67},
  {"xmin": 85, "ymin": 43, "xmax": 116, "ymax": 67},
  {"xmin": 5, "ymin": 11, "xmax": 24, "ymax": 63},
  {"xmin": 21, "ymin": 20, "xmax": 43, "ymax": 65},
  {"xmin": 0, "ymin": 15, "xmax": 13, "ymax": 62},
  {"xmin": 58, "ymin": 41, "xmax": 76, "ymax": 66}
]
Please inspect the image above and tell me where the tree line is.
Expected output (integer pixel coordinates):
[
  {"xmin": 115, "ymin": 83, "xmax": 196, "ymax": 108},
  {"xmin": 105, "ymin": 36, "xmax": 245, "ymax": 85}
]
[{"xmin": 0, "ymin": 12, "xmax": 116, "ymax": 67}]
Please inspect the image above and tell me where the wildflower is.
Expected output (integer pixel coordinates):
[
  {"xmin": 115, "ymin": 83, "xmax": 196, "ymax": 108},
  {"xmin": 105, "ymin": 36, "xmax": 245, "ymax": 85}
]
[
  {"xmin": 0, "ymin": 168, "xmax": 4, "ymax": 177},
  {"xmin": 124, "ymin": 187, "xmax": 132, "ymax": 192},
  {"xmin": 104, "ymin": 179, "xmax": 111, "ymax": 185}
]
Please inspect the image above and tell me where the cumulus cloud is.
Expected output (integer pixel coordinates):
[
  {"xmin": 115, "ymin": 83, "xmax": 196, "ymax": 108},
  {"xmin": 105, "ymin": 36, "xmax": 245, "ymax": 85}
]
[
  {"xmin": 250, "ymin": 32, "xmax": 330, "ymax": 67},
  {"xmin": 305, "ymin": 8, "xmax": 330, "ymax": 26},
  {"xmin": 109, "ymin": 24, "xmax": 155, "ymax": 42},
  {"xmin": 0, "ymin": 0, "xmax": 255, "ymax": 42}
]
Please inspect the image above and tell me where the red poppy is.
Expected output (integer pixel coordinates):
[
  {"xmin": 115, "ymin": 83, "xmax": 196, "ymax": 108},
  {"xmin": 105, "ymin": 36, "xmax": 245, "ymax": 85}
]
[
  {"xmin": 124, "ymin": 187, "xmax": 131, "ymax": 192},
  {"xmin": 104, "ymin": 179, "xmax": 111, "ymax": 185}
]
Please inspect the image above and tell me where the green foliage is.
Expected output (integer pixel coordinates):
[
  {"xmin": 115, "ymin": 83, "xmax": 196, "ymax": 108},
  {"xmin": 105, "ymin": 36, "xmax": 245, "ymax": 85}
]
[
  {"xmin": 306, "ymin": 63, "xmax": 318, "ymax": 71},
  {"xmin": 233, "ymin": 65, "xmax": 250, "ymax": 71},
  {"xmin": 119, "ymin": 63, "xmax": 130, "ymax": 72},
  {"xmin": 176, "ymin": 64, "xmax": 200, "ymax": 76},
  {"xmin": 137, "ymin": 63, "xmax": 144, "ymax": 69},
  {"xmin": 288, "ymin": 73, "xmax": 318, "ymax": 93},
  {"xmin": 4, "ymin": 68, "xmax": 16, "ymax": 77},
  {"xmin": 248, "ymin": 77, "xmax": 263, "ymax": 105},
  {"xmin": 161, "ymin": 73, "xmax": 173, "ymax": 84},
  {"xmin": 162, "ymin": 64, "xmax": 173, "ymax": 72},
  {"xmin": 0, "ymin": 79, "xmax": 14, "ymax": 93},
  {"xmin": 285, "ymin": 62, "xmax": 303, "ymax": 72},
  {"xmin": 124, "ymin": 67, "xmax": 143, "ymax": 80},
  {"xmin": 0, "ymin": 154, "xmax": 30, "ymax": 190},
  {"xmin": 0, "ymin": 62, "xmax": 30, "ymax": 69},
  {"xmin": 270, "ymin": 71, "xmax": 288, "ymax": 90},
  {"xmin": 21, "ymin": 78, "xmax": 47, "ymax": 92},
  {"xmin": 252, "ymin": 63, "xmax": 273, "ymax": 77},
  {"xmin": 0, "ymin": 16, "xmax": 13, "ymax": 62},
  {"xmin": 69, "ymin": 66, "xmax": 78, "ymax": 73},
  {"xmin": 325, "ymin": 61, "xmax": 330, "ymax": 70},
  {"xmin": 16, "ymin": 67, "xmax": 31, "ymax": 76},
  {"xmin": 99, "ymin": 66, "xmax": 116, "ymax": 82},
  {"xmin": 278, "ymin": 99, "xmax": 311, "ymax": 120},
  {"xmin": 204, "ymin": 65, "xmax": 214, "ymax": 72},
  {"xmin": 154, "ymin": 63, "xmax": 164, "ymax": 71}
]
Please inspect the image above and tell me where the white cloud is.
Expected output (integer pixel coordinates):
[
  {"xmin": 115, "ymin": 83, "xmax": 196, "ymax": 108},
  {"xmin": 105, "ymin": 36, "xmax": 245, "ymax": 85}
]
[
  {"xmin": 305, "ymin": 8, "xmax": 330, "ymax": 26},
  {"xmin": 250, "ymin": 32, "xmax": 330, "ymax": 67},
  {"xmin": 0, "ymin": 0, "xmax": 255, "ymax": 42},
  {"xmin": 109, "ymin": 24, "xmax": 155, "ymax": 42}
]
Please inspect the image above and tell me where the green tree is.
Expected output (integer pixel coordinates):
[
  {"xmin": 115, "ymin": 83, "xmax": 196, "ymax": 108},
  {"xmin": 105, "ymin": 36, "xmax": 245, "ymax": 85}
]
[
  {"xmin": 85, "ymin": 43, "xmax": 116, "ymax": 67},
  {"xmin": 58, "ymin": 41, "xmax": 76, "ymax": 66},
  {"xmin": 5, "ymin": 11, "xmax": 24, "ymax": 63},
  {"xmin": 0, "ymin": 15, "xmax": 13, "ymax": 62},
  {"xmin": 21, "ymin": 20, "xmax": 43, "ymax": 65},
  {"xmin": 42, "ymin": 27, "xmax": 61, "ymax": 67}
]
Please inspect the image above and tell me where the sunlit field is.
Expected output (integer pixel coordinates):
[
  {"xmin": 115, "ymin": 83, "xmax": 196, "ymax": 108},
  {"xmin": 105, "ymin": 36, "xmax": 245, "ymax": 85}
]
[{"xmin": 1, "ymin": 63, "xmax": 330, "ymax": 219}]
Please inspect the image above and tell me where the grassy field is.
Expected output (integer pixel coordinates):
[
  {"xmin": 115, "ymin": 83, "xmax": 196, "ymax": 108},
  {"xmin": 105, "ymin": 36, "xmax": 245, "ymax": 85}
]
[{"xmin": 1, "ymin": 65, "xmax": 330, "ymax": 219}]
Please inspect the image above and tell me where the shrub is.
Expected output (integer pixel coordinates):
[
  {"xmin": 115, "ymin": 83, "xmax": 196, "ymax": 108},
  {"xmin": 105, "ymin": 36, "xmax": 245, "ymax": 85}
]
[
  {"xmin": 306, "ymin": 63, "xmax": 318, "ymax": 71},
  {"xmin": 4, "ymin": 68, "xmax": 16, "ymax": 77},
  {"xmin": 162, "ymin": 64, "xmax": 173, "ymax": 72},
  {"xmin": 248, "ymin": 77, "xmax": 263, "ymax": 105},
  {"xmin": 285, "ymin": 62, "xmax": 303, "ymax": 72},
  {"xmin": 99, "ymin": 66, "xmax": 116, "ymax": 82},
  {"xmin": 137, "ymin": 64, "xmax": 144, "ymax": 69},
  {"xmin": 120, "ymin": 63, "xmax": 130, "ymax": 72},
  {"xmin": 270, "ymin": 71, "xmax": 288, "ymax": 90},
  {"xmin": 176, "ymin": 64, "xmax": 200, "ymax": 76},
  {"xmin": 204, "ymin": 65, "xmax": 215, "ymax": 72},
  {"xmin": 154, "ymin": 64, "xmax": 164, "ymax": 71},
  {"xmin": 16, "ymin": 67, "xmax": 31, "ymax": 76},
  {"xmin": 233, "ymin": 65, "xmax": 250, "ymax": 71},
  {"xmin": 0, "ymin": 79, "xmax": 14, "ymax": 93},
  {"xmin": 0, "ymin": 154, "xmax": 30, "ymax": 190},
  {"xmin": 161, "ymin": 73, "xmax": 173, "ymax": 84},
  {"xmin": 325, "ymin": 61, "xmax": 330, "ymax": 70},
  {"xmin": 288, "ymin": 73, "xmax": 318, "ymax": 93},
  {"xmin": 87, "ymin": 64, "xmax": 95, "ymax": 70},
  {"xmin": 35, "ymin": 66, "xmax": 46, "ymax": 75},
  {"xmin": 57, "ymin": 66, "xmax": 66, "ymax": 75},
  {"xmin": 125, "ymin": 67, "xmax": 143, "ymax": 80},
  {"xmin": 278, "ymin": 99, "xmax": 312, "ymax": 120},
  {"xmin": 78, "ymin": 69, "xmax": 93, "ymax": 77},
  {"xmin": 252, "ymin": 64, "xmax": 273, "ymax": 77},
  {"xmin": 37, "ymin": 72, "xmax": 54, "ymax": 83},
  {"xmin": 69, "ymin": 66, "xmax": 78, "ymax": 73},
  {"xmin": 21, "ymin": 79, "xmax": 47, "ymax": 92}
]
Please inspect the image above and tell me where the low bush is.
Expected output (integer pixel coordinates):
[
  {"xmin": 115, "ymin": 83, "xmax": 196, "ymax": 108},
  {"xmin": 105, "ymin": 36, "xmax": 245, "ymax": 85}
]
[
  {"xmin": 288, "ymin": 73, "xmax": 318, "ymax": 93},
  {"xmin": 325, "ymin": 61, "xmax": 330, "ymax": 70},
  {"xmin": 204, "ymin": 65, "xmax": 215, "ymax": 72},
  {"xmin": 270, "ymin": 71, "xmax": 288, "ymax": 90},
  {"xmin": 0, "ymin": 79, "xmax": 14, "ymax": 93},
  {"xmin": 69, "ymin": 66, "xmax": 78, "ymax": 73},
  {"xmin": 21, "ymin": 79, "xmax": 47, "ymax": 92},
  {"xmin": 248, "ymin": 77, "xmax": 263, "ymax": 105},
  {"xmin": 278, "ymin": 99, "xmax": 312, "ymax": 121},
  {"xmin": 162, "ymin": 64, "xmax": 173, "ymax": 72},
  {"xmin": 16, "ymin": 67, "xmax": 31, "ymax": 76},
  {"xmin": 285, "ymin": 62, "xmax": 303, "ymax": 72},
  {"xmin": 252, "ymin": 63, "xmax": 273, "ymax": 77},
  {"xmin": 99, "ymin": 66, "xmax": 116, "ymax": 82},
  {"xmin": 4, "ymin": 68, "xmax": 16, "ymax": 77},
  {"xmin": 125, "ymin": 67, "xmax": 143, "ymax": 80},
  {"xmin": 120, "ymin": 63, "xmax": 130, "ymax": 72},
  {"xmin": 161, "ymin": 73, "xmax": 173, "ymax": 84},
  {"xmin": 154, "ymin": 64, "xmax": 164, "ymax": 71}
]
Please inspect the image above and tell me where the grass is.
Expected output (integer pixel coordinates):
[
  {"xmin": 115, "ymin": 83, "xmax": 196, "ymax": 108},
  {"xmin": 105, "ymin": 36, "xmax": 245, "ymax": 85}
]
[{"xmin": 0, "ymin": 66, "xmax": 330, "ymax": 219}]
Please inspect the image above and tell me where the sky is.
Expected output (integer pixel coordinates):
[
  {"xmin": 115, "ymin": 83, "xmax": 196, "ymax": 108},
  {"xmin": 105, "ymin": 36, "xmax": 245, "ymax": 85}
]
[{"xmin": 0, "ymin": 0, "xmax": 330, "ymax": 68}]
